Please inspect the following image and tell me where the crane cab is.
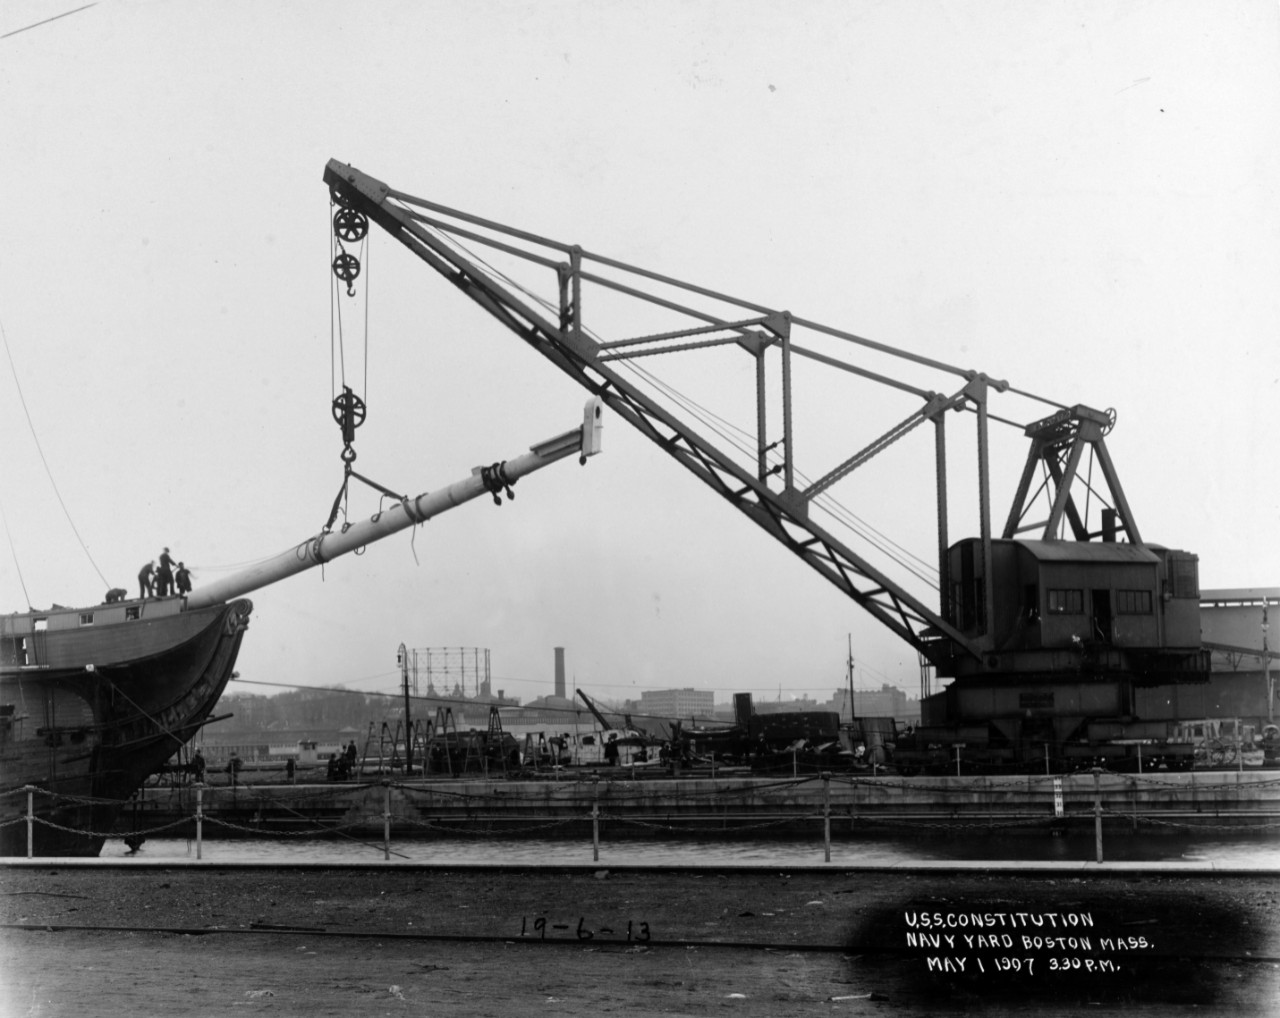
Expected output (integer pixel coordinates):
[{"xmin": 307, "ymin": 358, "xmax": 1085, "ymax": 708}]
[{"xmin": 943, "ymin": 537, "xmax": 1208, "ymax": 682}]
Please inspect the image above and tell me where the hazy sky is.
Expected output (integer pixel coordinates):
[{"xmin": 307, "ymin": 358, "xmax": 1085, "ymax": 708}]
[{"xmin": 2, "ymin": 1, "xmax": 1277, "ymax": 708}]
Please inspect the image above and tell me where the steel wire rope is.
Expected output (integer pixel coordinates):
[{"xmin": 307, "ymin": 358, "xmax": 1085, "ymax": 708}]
[
  {"xmin": 1083, "ymin": 445, "xmax": 1094, "ymax": 534},
  {"xmin": 363, "ymin": 230, "xmax": 370, "ymax": 406},
  {"xmin": 622, "ymin": 357, "xmax": 940, "ymax": 577},
  {"xmin": 615, "ymin": 359, "xmax": 943, "ymax": 589},
  {"xmin": 0, "ymin": 3, "xmax": 98, "ymax": 39},
  {"xmin": 180, "ymin": 553, "xmax": 282, "ymax": 574},
  {"xmin": 619, "ymin": 358, "xmax": 941, "ymax": 589},
  {"xmin": 97, "ymin": 674, "xmax": 194, "ymax": 753},
  {"xmin": 329, "ymin": 219, "xmax": 349, "ymax": 398},
  {"xmin": 406, "ymin": 200, "xmax": 1070, "ymax": 416},
  {"xmin": 0, "ymin": 317, "xmax": 109, "ymax": 590},
  {"xmin": 425, "ymin": 223, "xmax": 944, "ymax": 591},
  {"xmin": 0, "ymin": 497, "xmax": 31, "ymax": 607}
]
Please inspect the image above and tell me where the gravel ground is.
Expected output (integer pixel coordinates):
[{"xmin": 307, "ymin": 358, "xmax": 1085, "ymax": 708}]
[{"xmin": 1, "ymin": 865, "xmax": 1277, "ymax": 1016}]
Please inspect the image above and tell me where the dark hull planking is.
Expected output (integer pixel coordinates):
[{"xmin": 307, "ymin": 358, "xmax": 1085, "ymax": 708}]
[{"xmin": 0, "ymin": 598, "xmax": 251, "ymax": 856}]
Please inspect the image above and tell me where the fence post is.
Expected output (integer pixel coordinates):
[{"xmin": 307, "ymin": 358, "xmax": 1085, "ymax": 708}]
[
  {"xmin": 25, "ymin": 785, "xmax": 34, "ymax": 858},
  {"xmin": 1092, "ymin": 767, "xmax": 1103, "ymax": 864},
  {"xmin": 382, "ymin": 780, "xmax": 392, "ymax": 861},
  {"xmin": 591, "ymin": 772, "xmax": 600, "ymax": 863},
  {"xmin": 821, "ymin": 772, "xmax": 832, "ymax": 864},
  {"xmin": 195, "ymin": 783, "xmax": 204, "ymax": 860}
]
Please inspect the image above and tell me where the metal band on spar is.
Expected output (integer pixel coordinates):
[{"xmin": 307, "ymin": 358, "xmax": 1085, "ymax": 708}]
[{"xmin": 185, "ymin": 397, "xmax": 603, "ymax": 610}]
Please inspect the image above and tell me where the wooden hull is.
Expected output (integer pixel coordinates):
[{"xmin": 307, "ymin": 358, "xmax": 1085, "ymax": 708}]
[{"xmin": 0, "ymin": 597, "xmax": 252, "ymax": 856}]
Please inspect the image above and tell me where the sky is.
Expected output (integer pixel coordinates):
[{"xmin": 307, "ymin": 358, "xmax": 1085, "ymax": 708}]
[{"xmin": 1, "ymin": 0, "xmax": 1277, "ymax": 710}]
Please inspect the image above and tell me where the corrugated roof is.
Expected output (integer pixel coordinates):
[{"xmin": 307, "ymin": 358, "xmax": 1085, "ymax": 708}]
[{"xmin": 1011, "ymin": 540, "xmax": 1161, "ymax": 564}]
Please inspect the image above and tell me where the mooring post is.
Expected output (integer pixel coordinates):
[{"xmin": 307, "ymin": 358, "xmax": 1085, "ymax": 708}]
[
  {"xmin": 195, "ymin": 783, "xmax": 204, "ymax": 860},
  {"xmin": 382, "ymin": 780, "xmax": 392, "ymax": 861},
  {"xmin": 24, "ymin": 785, "xmax": 34, "ymax": 858},
  {"xmin": 591, "ymin": 772, "xmax": 600, "ymax": 863},
  {"xmin": 821, "ymin": 771, "xmax": 832, "ymax": 864},
  {"xmin": 1092, "ymin": 767, "xmax": 1103, "ymax": 864}
]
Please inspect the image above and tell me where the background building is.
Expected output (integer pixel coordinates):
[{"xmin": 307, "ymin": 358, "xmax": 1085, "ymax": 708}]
[{"xmin": 639, "ymin": 688, "xmax": 715, "ymax": 718}]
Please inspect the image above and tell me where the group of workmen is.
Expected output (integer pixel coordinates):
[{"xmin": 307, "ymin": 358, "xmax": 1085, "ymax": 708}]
[{"xmin": 136, "ymin": 547, "xmax": 191, "ymax": 599}]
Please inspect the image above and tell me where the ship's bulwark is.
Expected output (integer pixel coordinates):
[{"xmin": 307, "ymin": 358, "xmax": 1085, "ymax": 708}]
[{"xmin": 0, "ymin": 599, "xmax": 251, "ymax": 856}]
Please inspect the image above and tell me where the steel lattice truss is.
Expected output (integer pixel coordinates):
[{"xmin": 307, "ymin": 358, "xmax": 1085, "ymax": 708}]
[{"xmin": 323, "ymin": 160, "xmax": 1138, "ymax": 675}]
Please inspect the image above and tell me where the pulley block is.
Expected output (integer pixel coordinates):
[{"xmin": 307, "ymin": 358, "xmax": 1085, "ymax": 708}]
[
  {"xmin": 332, "ymin": 252, "xmax": 361, "ymax": 283},
  {"xmin": 329, "ymin": 185, "xmax": 353, "ymax": 208},
  {"xmin": 332, "ymin": 251, "xmax": 361, "ymax": 295},
  {"xmin": 332, "ymin": 385, "xmax": 367, "ymax": 448},
  {"xmin": 333, "ymin": 208, "xmax": 369, "ymax": 243}
]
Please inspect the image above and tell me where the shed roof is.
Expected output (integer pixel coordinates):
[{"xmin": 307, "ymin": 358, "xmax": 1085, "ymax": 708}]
[{"xmin": 1010, "ymin": 539, "xmax": 1161, "ymax": 565}]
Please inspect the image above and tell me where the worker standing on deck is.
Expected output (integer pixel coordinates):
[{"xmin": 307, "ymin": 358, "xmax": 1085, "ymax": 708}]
[
  {"xmin": 156, "ymin": 547, "xmax": 178, "ymax": 597},
  {"xmin": 174, "ymin": 562, "xmax": 192, "ymax": 597},
  {"xmin": 137, "ymin": 561, "xmax": 155, "ymax": 599}
]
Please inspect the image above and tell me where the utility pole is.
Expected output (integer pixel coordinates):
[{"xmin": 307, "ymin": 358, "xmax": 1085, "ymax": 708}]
[
  {"xmin": 1264, "ymin": 597, "xmax": 1273, "ymax": 725},
  {"xmin": 846, "ymin": 634, "xmax": 856, "ymax": 725},
  {"xmin": 398, "ymin": 642, "xmax": 413, "ymax": 776}
]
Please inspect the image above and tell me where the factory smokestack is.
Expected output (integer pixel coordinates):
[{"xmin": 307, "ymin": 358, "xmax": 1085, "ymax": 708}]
[{"xmin": 554, "ymin": 647, "xmax": 566, "ymax": 700}]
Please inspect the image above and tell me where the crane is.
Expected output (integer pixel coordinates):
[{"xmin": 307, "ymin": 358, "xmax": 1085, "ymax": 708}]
[{"xmin": 322, "ymin": 160, "xmax": 1211, "ymax": 770}]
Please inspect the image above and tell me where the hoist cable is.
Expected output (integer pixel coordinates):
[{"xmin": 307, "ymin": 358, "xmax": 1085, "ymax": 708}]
[
  {"xmin": 331, "ymin": 225, "xmax": 347, "ymax": 395},
  {"xmin": 622, "ymin": 359, "xmax": 939, "ymax": 589},
  {"xmin": 363, "ymin": 234, "xmax": 370, "ymax": 407}
]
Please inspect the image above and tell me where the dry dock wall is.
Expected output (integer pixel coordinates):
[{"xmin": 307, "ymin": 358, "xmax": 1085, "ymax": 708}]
[{"xmin": 117, "ymin": 771, "xmax": 1280, "ymax": 839}]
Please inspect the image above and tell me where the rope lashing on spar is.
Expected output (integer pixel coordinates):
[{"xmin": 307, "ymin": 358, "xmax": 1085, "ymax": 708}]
[{"xmin": 480, "ymin": 461, "xmax": 516, "ymax": 505}]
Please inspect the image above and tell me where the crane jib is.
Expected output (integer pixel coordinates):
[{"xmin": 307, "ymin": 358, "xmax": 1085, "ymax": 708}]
[{"xmin": 321, "ymin": 159, "xmax": 1202, "ymax": 697}]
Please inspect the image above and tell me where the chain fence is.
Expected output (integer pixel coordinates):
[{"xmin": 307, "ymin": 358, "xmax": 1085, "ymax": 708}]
[{"xmin": 5, "ymin": 765, "xmax": 1279, "ymax": 862}]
